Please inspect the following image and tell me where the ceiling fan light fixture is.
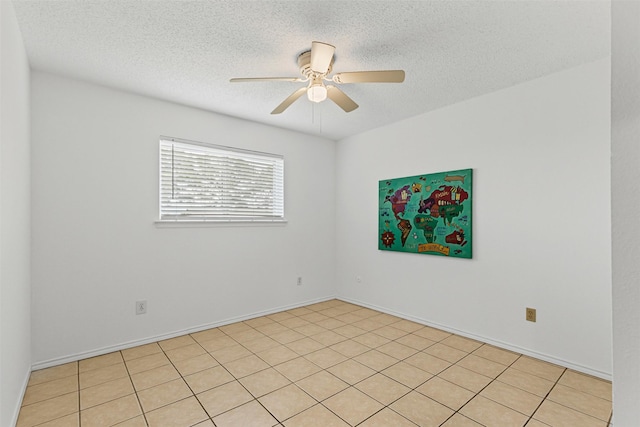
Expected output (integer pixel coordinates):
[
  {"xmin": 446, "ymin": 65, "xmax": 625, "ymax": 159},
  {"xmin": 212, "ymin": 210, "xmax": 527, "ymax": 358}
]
[{"xmin": 307, "ymin": 84, "xmax": 327, "ymax": 103}]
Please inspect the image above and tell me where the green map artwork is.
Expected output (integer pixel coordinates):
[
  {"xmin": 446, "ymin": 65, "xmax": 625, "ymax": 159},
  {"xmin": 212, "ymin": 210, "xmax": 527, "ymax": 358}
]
[{"xmin": 379, "ymin": 169, "xmax": 472, "ymax": 258}]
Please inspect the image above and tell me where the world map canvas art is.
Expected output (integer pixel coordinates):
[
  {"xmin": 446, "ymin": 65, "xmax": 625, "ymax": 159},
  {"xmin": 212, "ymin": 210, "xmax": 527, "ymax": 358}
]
[{"xmin": 379, "ymin": 169, "xmax": 472, "ymax": 258}]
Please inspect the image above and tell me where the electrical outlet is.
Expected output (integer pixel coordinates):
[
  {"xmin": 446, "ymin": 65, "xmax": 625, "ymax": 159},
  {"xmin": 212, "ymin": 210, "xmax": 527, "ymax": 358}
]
[
  {"xmin": 136, "ymin": 300, "xmax": 147, "ymax": 315},
  {"xmin": 297, "ymin": 277, "xmax": 302, "ymax": 286},
  {"xmin": 526, "ymin": 307, "xmax": 536, "ymax": 322}
]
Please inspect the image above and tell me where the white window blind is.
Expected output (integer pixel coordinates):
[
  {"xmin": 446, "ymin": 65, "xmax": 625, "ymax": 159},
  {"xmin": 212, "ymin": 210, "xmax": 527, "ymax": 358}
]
[{"xmin": 159, "ymin": 137, "xmax": 284, "ymax": 222}]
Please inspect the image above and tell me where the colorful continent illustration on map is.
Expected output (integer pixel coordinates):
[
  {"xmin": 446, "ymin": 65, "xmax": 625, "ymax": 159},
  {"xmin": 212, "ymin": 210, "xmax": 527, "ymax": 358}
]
[{"xmin": 379, "ymin": 169, "xmax": 472, "ymax": 258}]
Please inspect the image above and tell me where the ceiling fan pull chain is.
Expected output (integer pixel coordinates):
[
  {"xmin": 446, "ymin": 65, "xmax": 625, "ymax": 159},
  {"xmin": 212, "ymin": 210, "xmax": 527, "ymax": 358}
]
[{"xmin": 311, "ymin": 102, "xmax": 322, "ymax": 134}]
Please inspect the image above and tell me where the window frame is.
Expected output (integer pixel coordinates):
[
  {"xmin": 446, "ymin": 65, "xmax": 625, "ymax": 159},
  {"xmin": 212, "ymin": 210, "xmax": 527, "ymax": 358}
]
[{"xmin": 157, "ymin": 136, "xmax": 286, "ymax": 226}]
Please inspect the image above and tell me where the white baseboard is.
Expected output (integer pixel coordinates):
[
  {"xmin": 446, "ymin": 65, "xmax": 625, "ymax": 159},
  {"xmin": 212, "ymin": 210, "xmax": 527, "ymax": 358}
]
[
  {"xmin": 32, "ymin": 294, "xmax": 611, "ymax": 382},
  {"xmin": 10, "ymin": 367, "xmax": 30, "ymax": 427},
  {"xmin": 338, "ymin": 296, "xmax": 612, "ymax": 381},
  {"xmin": 31, "ymin": 295, "xmax": 336, "ymax": 371}
]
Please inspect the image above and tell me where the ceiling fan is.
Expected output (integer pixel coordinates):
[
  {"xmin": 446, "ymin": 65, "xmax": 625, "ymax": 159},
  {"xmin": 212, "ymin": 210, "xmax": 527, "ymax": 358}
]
[{"xmin": 230, "ymin": 41, "xmax": 405, "ymax": 114}]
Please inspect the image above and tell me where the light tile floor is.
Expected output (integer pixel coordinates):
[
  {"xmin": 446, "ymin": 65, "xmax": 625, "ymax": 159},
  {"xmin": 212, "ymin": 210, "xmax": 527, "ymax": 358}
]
[{"xmin": 17, "ymin": 299, "xmax": 613, "ymax": 427}]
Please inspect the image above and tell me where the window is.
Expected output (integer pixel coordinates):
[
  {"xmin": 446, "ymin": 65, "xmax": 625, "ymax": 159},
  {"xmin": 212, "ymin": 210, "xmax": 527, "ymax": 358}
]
[{"xmin": 159, "ymin": 136, "xmax": 284, "ymax": 223}]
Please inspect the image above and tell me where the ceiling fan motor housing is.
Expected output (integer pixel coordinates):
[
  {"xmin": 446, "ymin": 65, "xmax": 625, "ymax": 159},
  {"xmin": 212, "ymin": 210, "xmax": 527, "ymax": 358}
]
[{"xmin": 298, "ymin": 50, "xmax": 333, "ymax": 78}]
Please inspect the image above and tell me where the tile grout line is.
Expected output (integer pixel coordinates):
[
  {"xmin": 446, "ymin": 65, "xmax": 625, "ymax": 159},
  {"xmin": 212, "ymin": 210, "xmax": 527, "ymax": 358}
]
[
  {"xmin": 352, "ymin": 319, "xmax": 463, "ymax": 425},
  {"xmin": 278, "ymin": 308, "xmax": 376, "ymax": 426},
  {"xmin": 257, "ymin": 311, "xmax": 362, "ymax": 426},
  {"xmin": 120, "ymin": 349, "xmax": 151, "ymax": 427},
  {"xmin": 371, "ymin": 336, "xmax": 470, "ymax": 427},
  {"xmin": 450, "ymin": 351, "xmax": 526, "ymax": 426},
  {"xmin": 314, "ymin": 319, "xmax": 522, "ymax": 426},
  {"xmin": 456, "ymin": 348, "xmax": 612, "ymax": 425},
  {"xmin": 288, "ymin": 311, "xmax": 426, "ymax": 426},
  {"xmin": 235, "ymin": 306, "xmax": 387, "ymax": 425},
  {"xmin": 264, "ymin": 304, "xmax": 348, "ymax": 425},
  {"xmin": 249, "ymin": 304, "xmax": 353, "ymax": 425},
  {"xmin": 336, "ymin": 312, "xmax": 611, "ymax": 423},
  {"xmin": 70, "ymin": 358, "xmax": 142, "ymax": 426},
  {"xmin": 295, "ymin": 308, "xmax": 445, "ymax": 426},
  {"xmin": 210, "ymin": 322, "xmax": 293, "ymax": 425},
  {"xmin": 531, "ymin": 368, "xmax": 614, "ymax": 425},
  {"xmin": 356, "ymin": 320, "xmax": 460, "ymax": 426},
  {"xmin": 525, "ymin": 366, "xmax": 568, "ymax": 426},
  {"xmin": 77, "ymin": 362, "xmax": 81, "ymax": 427},
  {"xmin": 157, "ymin": 337, "xmax": 218, "ymax": 425}
]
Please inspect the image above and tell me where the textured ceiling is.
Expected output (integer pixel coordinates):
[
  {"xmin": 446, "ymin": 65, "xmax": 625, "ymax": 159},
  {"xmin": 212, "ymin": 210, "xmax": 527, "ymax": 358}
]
[{"xmin": 12, "ymin": 0, "xmax": 610, "ymax": 141}]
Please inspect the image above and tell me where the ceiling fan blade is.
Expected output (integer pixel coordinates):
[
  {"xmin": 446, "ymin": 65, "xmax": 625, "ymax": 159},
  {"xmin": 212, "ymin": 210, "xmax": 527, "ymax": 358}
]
[
  {"xmin": 230, "ymin": 77, "xmax": 304, "ymax": 83},
  {"xmin": 326, "ymin": 85, "xmax": 358, "ymax": 112},
  {"xmin": 271, "ymin": 87, "xmax": 308, "ymax": 114},
  {"xmin": 332, "ymin": 70, "xmax": 405, "ymax": 84},
  {"xmin": 310, "ymin": 41, "xmax": 335, "ymax": 74}
]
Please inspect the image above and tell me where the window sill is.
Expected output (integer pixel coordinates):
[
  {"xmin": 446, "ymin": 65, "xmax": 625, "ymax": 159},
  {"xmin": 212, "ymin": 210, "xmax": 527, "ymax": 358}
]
[{"xmin": 154, "ymin": 218, "xmax": 288, "ymax": 228}]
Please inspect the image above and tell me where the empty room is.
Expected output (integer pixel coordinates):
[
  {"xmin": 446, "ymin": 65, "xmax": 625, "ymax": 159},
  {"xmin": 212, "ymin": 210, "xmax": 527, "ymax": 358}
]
[{"xmin": 1, "ymin": 1, "xmax": 638, "ymax": 427}]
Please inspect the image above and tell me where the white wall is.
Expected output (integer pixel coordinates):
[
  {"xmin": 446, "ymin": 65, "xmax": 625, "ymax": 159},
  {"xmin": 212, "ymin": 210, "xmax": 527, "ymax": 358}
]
[
  {"xmin": 336, "ymin": 58, "xmax": 612, "ymax": 378},
  {"xmin": 0, "ymin": 1, "xmax": 32, "ymax": 425},
  {"xmin": 30, "ymin": 72, "xmax": 337, "ymax": 366},
  {"xmin": 612, "ymin": 0, "xmax": 640, "ymax": 424}
]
